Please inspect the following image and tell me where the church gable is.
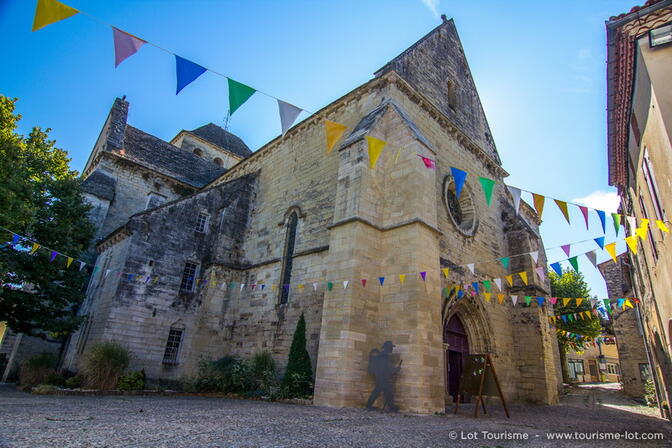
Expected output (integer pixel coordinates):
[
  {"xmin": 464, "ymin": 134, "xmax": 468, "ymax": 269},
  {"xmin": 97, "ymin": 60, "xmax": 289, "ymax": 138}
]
[{"xmin": 374, "ymin": 18, "xmax": 500, "ymax": 164}]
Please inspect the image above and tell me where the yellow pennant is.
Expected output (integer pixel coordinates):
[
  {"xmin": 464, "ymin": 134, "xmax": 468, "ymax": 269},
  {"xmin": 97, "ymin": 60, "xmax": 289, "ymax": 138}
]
[
  {"xmin": 505, "ymin": 275, "xmax": 513, "ymax": 286},
  {"xmin": 32, "ymin": 0, "xmax": 79, "ymax": 32},
  {"xmin": 533, "ymin": 194, "xmax": 545, "ymax": 219},
  {"xmin": 518, "ymin": 271, "xmax": 528, "ymax": 285},
  {"xmin": 484, "ymin": 292, "xmax": 492, "ymax": 302},
  {"xmin": 365, "ymin": 136, "xmax": 386, "ymax": 169},
  {"xmin": 635, "ymin": 226, "xmax": 648, "ymax": 241},
  {"xmin": 325, "ymin": 120, "xmax": 347, "ymax": 153},
  {"xmin": 624, "ymin": 299, "xmax": 634, "ymax": 309},
  {"xmin": 625, "ymin": 235, "xmax": 638, "ymax": 254},
  {"xmin": 272, "ymin": 285, "xmax": 277, "ymax": 291},
  {"xmin": 563, "ymin": 297, "xmax": 571, "ymax": 306},
  {"xmin": 656, "ymin": 220, "xmax": 669, "ymax": 233},
  {"xmin": 297, "ymin": 284, "xmax": 304, "ymax": 290},
  {"xmin": 554, "ymin": 199, "xmax": 570, "ymax": 224},
  {"xmin": 30, "ymin": 243, "xmax": 40, "ymax": 254},
  {"xmin": 497, "ymin": 294, "xmax": 505, "ymax": 304},
  {"xmin": 66, "ymin": 257, "xmax": 73, "ymax": 268},
  {"xmin": 604, "ymin": 242, "xmax": 618, "ymax": 263},
  {"xmin": 398, "ymin": 274, "xmax": 406, "ymax": 285},
  {"xmin": 441, "ymin": 268, "xmax": 449, "ymax": 279},
  {"xmin": 575, "ymin": 298, "xmax": 583, "ymax": 306},
  {"xmin": 549, "ymin": 316, "xmax": 556, "ymax": 324}
]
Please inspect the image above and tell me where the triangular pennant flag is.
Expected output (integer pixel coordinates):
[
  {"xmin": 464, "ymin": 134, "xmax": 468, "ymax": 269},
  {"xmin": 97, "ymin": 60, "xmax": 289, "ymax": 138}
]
[
  {"xmin": 113, "ymin": 28, "xmax": 146, "ymax": 68},
  {"xmin": 420, "ymin": 271, "xmax": 427, "ymax": 281},
  {"xmin": 478, "ymin": 177, "xmax": 496, "ymax": 207},
  {"xmin": 79, "ymin": 261, "xmax": 86, "ymax": 271},
  {"xmin": 260, "ymin": 284, "xmax": 266, "ymax": 290},
  {"xmin": 66, "ymin": 257, "xmax": 73, "ymax": 268},
  {"xmin": 625, "ymin": 235, "xmax": 638, "ymax": 254},
  {"xmin": 561, "ymin": 244, "xmax": 571, "ymax": 257},
  {"xmin": 361, "ymin": 279, "xmax": 367, "ymax": 288},
  {"xmin": 484, "ymin": 292, "xmax": 492, "ymax": 302},
  {"xmin": 605, "ymin": 242, "xmax": 618, "ymax": 263},
  {"xmin": 550, "ymin": 262, "xmax": 562, "ymax": 276},
  {"xmin": 575, "ymin": 298, "xmax": 584, "ymax": 306},
  {"xmin": 419, "ymin": 155, "xmax": 436, "ymax": 169},
  {"xmin": 277, "ymin": 100, "xmax": 303, "ymax": 136},
  {"xmin": 467, "ymin": 263, "xmax": 475, "ymax": 275},
  {"xmin": 518, "ymin": 271, "xmax": 528, "ymax": 285},
  {"xmin": 227, "ymin": 78, "xmax": 256, "ymax": 114},
  {"xmin": 500, "ymin": 257, "xmax": 509, "ymax": 269},
  {"xmin": 32, "ymin": 0, "xmax": 79, "ymax": 32},
  {"xmin": 450, "ymin": 167, "xmax": 468, "ymax": 199},
  {"xmin": 535, "ymin": 267, "xmax": 546, "ymax": 282},
  {"xmin": 617, "ymin": 298, "xmax": 625, "ymax": 308},
  {"xmin": 343, "ymin": 280, "xmax": 349, "ymax": 289},
  {"xmin": 378, "ymin": 277, "xmax": 385, "ymax": 286},
  {"xmin": 585, "ymin": 250, "xmax": 597, "ymax": 268},
  {"xmin": 365, "ymin": 136, "xmax": 386, "ymax": 169},
  {"xmin": 441, "ymin": 268, "xmax": 449, "ymax": 279},
  {"xmin": 536, "ymin": 297, "xmax": 545, "ymax": 307},
  {"xmin": 507, "ymin": 185, "xmax": 522, "ymax": 215},
  {"xmin": 325, "ymin": 120, "xmax": 347, "ymax": 153},
  {"xmin": 554, "ymin": 200, "xmax": 570, "ymax": 224},
  {"xmin": 493, "ymin": 278, "xmax": 502, "ymax": 291},
  {"xmin": 312, "ymin": 282, "xmax": 318, "ymax": 292},
  {"xmin": 482, "ymin": 280, "xmax": 491, "ymax": 292},
  {"xmin": 626, "ymin": 216, "xmax": 637, "ymax": 236},
  {"xmin": 505, "ymin": 275, "xmax": 513, "ymax": 286},
  {"xmin": 175, "ymin": 56, "xmax": 207, "ymax": 95},
  {"xmin": 471, "ymin": 282, "xmax": 480, "ymax": 294},
  {"xmin": 594, "ymin": 236, "xmax": 605, "ymax": 250},
  {"xmin": 578, "ymin": 205, "xmax": 589, "ymax": 229},
  {"xmin": 612, "ymin": 213, "xmax": 621, "ymax": 236},
  {"xmin": 635, "ymin": 226, "xmax": 648, "ymax": 241},
  {"xmin": 532, "ymin": 194, "xmax": 545, "ymax": 219},
  {"xmin": 550, "ymin": 297, "xmax": 558, "ymax": 305},
  {"xmin": 30, "ymin": 243, "xmax": 40, "ymax": 255},
  {"xmin": 563, "ymin": 298, "xmax": 571, "ymax": 306},
  {"xmin": 656, "ymin": 220, "xmax": 669, "ymax": 233},
  {"xmin": 327, "ymin": 282, "xmax": 333, "ymax": 291},
  {"xmin": 511, "ymin": 295, "xmax": 518, "ymax": 306},
  {"xmin": 49, "ymin": 251, "xmax": 58, "ymax": 262},
  {"xmin": 105, "ymin": 269, "xmax": 111, "ymax": 278},
  {"xmin": 624, "ymin": 299, "xmax": 634, "ymax": 309},
  {"xmin": 398, "ymin": 274, "xmax": 406, "ymax": 285},
  {"xmin": 242, "ymin": 283, "xmax": 248, "ymax": 290},
  {"xmin": 495, "ymin": 294, "xmax": 503, "ymax": 304},
  {"xmin": 528, "ymin": 251, "xmax": 539, "ymax": 265},
  {"xmin": 590, "ymin": 298, "xmax": 598, "ymax": 308},
  {"xmin": 524, "ymin": 296, "xmax": 532, "ymax": 306},
  {"xmin": 568, "ymin": 256, "xmax": 579, "ymax": 273}
]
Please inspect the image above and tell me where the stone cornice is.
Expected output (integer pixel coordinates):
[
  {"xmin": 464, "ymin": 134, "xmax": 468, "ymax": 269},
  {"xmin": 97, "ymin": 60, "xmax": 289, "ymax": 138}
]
[{"xmin": 96, "ymin": 225, "xmax": 132, "ymax": 254}]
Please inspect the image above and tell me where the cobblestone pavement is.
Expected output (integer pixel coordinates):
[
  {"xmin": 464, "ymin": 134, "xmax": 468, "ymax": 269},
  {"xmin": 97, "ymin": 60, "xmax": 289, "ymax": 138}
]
[{"xmin": 1, "ymin": 384, "xmax": 670, "ymax": 448}]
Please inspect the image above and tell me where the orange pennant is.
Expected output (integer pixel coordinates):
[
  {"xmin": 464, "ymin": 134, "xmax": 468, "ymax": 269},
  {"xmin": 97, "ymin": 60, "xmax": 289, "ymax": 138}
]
[
  {"xmin": 505, "ymin": 275, "xmax": 513, "ymax": 286},
  {"xmin": 533, "ymin": 194, "xmax": 545, "ymax": 219},
  {"xmin": 575, "ymin": 298, "xmax": 583, "ymax": 306},
  {"xmin": 497, "ymin": 294, "xmax": 505, "ymax": 304},
  {"xmin": 325, "ymin": 120, "xmax": 347, "ymax": 153},
  {"xmin": 563, "ymin": 298, "xmax": 571, "ymax": 306}
]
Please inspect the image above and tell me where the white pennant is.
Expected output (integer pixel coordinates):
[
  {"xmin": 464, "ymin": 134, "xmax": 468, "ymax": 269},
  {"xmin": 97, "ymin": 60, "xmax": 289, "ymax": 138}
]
[
  {"xmin": 627, "ymin": 216, "xmax": 637, "ymax": 236},
  {"xmin": 240, "ymin": 283, "xmax": 246, "ymax": 290},
  {"xmin": 467, "ymin": 263, "xmax": 475, "ymax": 275},
  {"xmin": 511, "ymin": 295, "xmax": 518, "ymax": 306},
  {"xmin": 494, "ymin": 278, "xmax": 502, "ymax": 291},
  {"xmin": 312, "ymin": 282, "xmax": 318, "ymax": 292},
  {"xmin": 343, "ymin": 280, "xmax": 349, "ymax": 289},
  {"xmin": 79, "ymin": 261, "xmax": 86, "ymax": 271},
  {"xmin": 278, "ymin": 100, "xmax": 303, "ymax": 136},
  {"xmin": 529, "ymin": 251, "xmax": 539, "ymax": 265},
  {"xmin": 105, "ymin": 269, "xmax": 111, "ymax": 278},
  {"xmin": 585, "ymin": 250, "xmax": 598, "ymax": 268},
  {"xmin": 507, "ymin": 185, "xmax": 522, "ymax": 215}
]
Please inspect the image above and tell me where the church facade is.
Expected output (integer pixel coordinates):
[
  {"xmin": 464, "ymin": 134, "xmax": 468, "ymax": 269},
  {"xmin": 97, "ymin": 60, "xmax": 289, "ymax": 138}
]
[{"xmin": 63, "ymin": 18, "xmax": 562, "ymax": 413}]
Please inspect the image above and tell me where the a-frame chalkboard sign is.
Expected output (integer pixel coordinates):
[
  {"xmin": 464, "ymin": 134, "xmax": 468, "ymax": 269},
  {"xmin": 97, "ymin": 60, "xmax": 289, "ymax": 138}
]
[{"xmin": 453, "ymin": 354, "xmax": 510, "ymax": 418}]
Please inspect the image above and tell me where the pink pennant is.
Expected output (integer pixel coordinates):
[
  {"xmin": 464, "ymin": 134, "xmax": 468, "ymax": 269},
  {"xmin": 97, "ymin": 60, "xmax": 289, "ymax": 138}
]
[
  {"xmin": 561, "ymin": 244, "xmax": 571, "ymax": 257},
  {"xmin": 578, "ymin": 205, "xmax": 589, "ymax": 230},
  {"xmin": 549, "ymin": 297, "xmax": 558, "ymax": 305},
  {"xmin": 535, "ymin": 267, "xmax": 546, "ymax": 282},
  {"xmin": 113, "ymin": 27, "xmax": 147, "ymax": 68},
  {"xmin": 361, "ymin": 279, "xmax": 367, "ymax": 288},
  {"xmin": 418, "ymin": 155, "xmax": 435, "ymax": 169}
]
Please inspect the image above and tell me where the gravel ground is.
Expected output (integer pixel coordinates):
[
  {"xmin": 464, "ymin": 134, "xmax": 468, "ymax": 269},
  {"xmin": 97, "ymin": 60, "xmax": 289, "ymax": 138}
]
[{"xmin": 1, "ymin": 383, "xmax": 670, "ymax": 448}]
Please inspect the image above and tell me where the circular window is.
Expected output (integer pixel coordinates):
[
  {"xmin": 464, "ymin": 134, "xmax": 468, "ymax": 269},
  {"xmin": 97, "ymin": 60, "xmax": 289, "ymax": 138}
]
[{"xmin": 443, "ymin": 176, "xmax": 478, "ymax": 237}]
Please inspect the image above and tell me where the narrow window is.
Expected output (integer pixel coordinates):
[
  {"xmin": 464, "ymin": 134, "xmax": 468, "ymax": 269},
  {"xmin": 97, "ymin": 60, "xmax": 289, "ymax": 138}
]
[
  {"xmin": 162, "ymin": 326, "xmax": 184, "ymax": 365},
  {"xmin": 180, "ymin": 262, "xmax": 198, "ymax": 291},
  {"xmin": 638, "ymin": 195, "xmax": 658, "ymax": 260},
  {"xmin": 279, "ymin": 212, "xmax": 299, "ymax": 304},
  {"xmin": 195, "ymin": 212, "xmax": 209, "ymax": 233},
  {"xmin": 642, "ymin": 148, "xmax": 664, "ymax": 220},
  {"xmin": 213, "ymin": 157, "xmax": 224, "ymax": 167},
  {"xmin": 447, "ymin": 80, "xmax": 458, "ymax": 110}
]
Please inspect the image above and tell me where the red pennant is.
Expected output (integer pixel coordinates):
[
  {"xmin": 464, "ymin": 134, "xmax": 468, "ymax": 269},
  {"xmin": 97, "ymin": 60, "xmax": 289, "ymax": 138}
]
[{"xmin": 361, "ymin": 279, "xmax": 367, "ymax": 288}]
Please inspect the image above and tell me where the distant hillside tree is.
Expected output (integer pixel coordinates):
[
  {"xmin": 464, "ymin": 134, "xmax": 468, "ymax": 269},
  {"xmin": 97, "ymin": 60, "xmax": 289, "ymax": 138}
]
[
  {"xmin": 550, "ymin": 268, "xmax": 602, "ymax": 382},
  {"xmin": 0, "ymin": 96, "xmax": 94, "ymax": 336}
]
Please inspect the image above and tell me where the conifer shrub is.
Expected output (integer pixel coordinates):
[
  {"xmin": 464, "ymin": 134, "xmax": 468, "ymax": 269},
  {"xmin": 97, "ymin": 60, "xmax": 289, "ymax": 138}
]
[
  {"xmin": 81, "ymin": 341, "xmax": 129, "ymax": 390},
  {"xmin": 281, "ymin": 313, "xmax": 313, "ymax": 398}
]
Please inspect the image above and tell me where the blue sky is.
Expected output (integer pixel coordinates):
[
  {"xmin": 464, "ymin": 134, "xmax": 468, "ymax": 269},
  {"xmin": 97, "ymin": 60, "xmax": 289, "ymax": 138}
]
[{"xmin": 1, "ymin": 0, "xmax": 641, "ymax": 297}]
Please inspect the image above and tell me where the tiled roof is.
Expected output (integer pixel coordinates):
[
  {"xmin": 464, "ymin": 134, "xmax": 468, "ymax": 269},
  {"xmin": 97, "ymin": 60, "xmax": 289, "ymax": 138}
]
[
  {"xmin": 189, "ymin": 123, "xmax": 252, "ymax": 158},
  {"xmin": 82, "ymin": 170, "xmax": 116, "ymax": 201}
]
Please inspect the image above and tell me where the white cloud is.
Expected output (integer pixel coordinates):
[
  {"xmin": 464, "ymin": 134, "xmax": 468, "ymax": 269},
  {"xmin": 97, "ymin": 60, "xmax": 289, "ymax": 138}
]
[
  {"xmin": 572, "ymin": 191, "xmax": 621, "ymax": 213},
  {"xmin": 420, "ymin": 0, "xmax": 440, "ymax": 18}
]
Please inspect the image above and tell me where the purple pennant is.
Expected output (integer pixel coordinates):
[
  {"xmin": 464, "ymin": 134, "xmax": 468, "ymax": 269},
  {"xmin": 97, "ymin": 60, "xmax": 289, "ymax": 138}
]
[
  {"xmin": 49, "ymin": 251, "xmax": 58, "ymax": 262},
  {"xmin": 283, "ymin": 284, "xmax": 290, "ymax": 291},
  {"xmin": 420, "ymin": 271, "xmax": 427, "ymax": 281},
  {"xmin": 113, "ymin": 27, "xmax": 146, "ymax": 68},
  {"xmin": 561, "ymin": 244, "xmax": 571, "ymax": 257}
]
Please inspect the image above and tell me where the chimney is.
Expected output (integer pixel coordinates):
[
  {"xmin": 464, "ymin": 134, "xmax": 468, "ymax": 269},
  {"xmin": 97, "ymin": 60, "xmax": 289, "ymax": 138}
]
[{"xmin": 106, "ymin": 97, "xmax": 129, "ymax": 151}]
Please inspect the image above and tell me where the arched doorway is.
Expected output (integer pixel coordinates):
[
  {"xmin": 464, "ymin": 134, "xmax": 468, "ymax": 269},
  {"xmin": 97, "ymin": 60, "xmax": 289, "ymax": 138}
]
[{"xmin": 444, "ymin": 314, "xmax": 469, "ymax": 402}]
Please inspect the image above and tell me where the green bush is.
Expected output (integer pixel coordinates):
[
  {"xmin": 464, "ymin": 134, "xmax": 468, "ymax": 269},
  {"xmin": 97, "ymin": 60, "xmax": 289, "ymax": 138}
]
[
  {"xmin": 251, "ymin": 351, "xmax": 276, "ymax": 392},
  {"xmin": 64, "ymin": 375, "xmax": 84, "ymax": 389},
  {"xmin": 190, "ymin": 356, "xmax": 256, "ymax": 394},
  {"xmin": 81, "ymin": 341, "xmax": 130, "ymax": 390},
  {"xmin": 19, "ymin": 352, "xmax": 58, "ymax": 387},
  {"xmin": 117, "ymin": 370, "xmax": 145, "ymax": 391},
  {"xmin": 44, "ymin": 373, "xmax": 66, "ymax": 387},
  {"xmin": 281, "ymin": 313, "xmax": 313, "ymax": 398}
]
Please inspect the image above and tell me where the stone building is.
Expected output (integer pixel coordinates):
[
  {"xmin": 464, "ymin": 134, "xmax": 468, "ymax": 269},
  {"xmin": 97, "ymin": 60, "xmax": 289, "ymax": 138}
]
[
  {"xmin": 606, "ymin": 0, "xmax": 672, "ymax": 416},
  {"xmin": 565, "ymin": 342, "xmax": 621, "ymax": 384},
  {"xmin": 62, "ymin": 17, "xmax": 562, "ymax": 413}
]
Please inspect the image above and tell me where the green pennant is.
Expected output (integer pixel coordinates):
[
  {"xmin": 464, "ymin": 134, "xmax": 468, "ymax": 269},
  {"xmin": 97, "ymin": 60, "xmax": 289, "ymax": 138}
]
[
  {"xmin": 482, "ymin": 280, "xmax": 491, "ymax": 292},
  {"xmin": 524, "ymin": 296, "xmax": 532, "ymax": 306},
  {"xmin": 228, "ymin": 78, "xmax": 256, "ymax": 115},
  {"xmin": 611, "ymin": 213, "xmax": 621, "ymax": 236},
  {"xmin": 568, "ymin": 256, "xmax": 579, "ymax": 272},
  {"xmin": 500, "ymin": 257, "xmax": 510, "ymax": 269},
  {"xmin": 478, "ymin": 177, "xmax": 496, "ymax": 207},
  {"xmin": 327, "ymin": 282, "xmax": 333, "ymax": 291}
]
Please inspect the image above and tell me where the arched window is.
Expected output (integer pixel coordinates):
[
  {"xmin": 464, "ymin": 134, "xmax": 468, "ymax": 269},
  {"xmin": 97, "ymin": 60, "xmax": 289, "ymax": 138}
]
[
  {"xmin": 213, "ymin": 157, "xmax": 223, "ymax": 167},
  {"xmin": 193, "ymin": 148, "xmax": 203, "ymax": 157},
  {"xmin": 447, "ymin": 80, "xmax": 458, "ymax": 110},
  {"xmin": 279, "ymin": 212, "xmax": 299, "ymax": 304}
]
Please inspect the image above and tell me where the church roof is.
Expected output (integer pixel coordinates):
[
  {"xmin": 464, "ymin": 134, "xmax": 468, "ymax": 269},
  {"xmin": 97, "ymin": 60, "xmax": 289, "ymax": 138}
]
[
  {"xmin": 189, "ymin": 123, "xmax": 252, "ymax": 158},
  {"xmin": 82, "ymin": 170, "xmax": 116, "ymax": 201},
  {"xmin": 122, "ymin": 125, "xmax": 226, "ymax": 188}
]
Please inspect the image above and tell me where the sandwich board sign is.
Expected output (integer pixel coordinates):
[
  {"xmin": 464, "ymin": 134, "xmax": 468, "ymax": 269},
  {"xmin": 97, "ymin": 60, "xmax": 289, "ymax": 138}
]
[{"xmin": 454, "ymin": 354, "xmax": 510, "ymax": 418}]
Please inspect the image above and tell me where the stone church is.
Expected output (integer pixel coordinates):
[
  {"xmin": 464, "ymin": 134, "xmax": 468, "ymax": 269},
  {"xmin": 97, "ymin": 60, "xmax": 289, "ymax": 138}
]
[{"xmin": 63, "ymin": 17, "xmax": 562, "ymax": 413}]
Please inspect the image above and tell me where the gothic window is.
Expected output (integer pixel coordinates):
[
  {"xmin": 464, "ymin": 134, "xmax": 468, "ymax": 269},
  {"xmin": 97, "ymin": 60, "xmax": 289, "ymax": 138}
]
[
  {"xmin": 443, "ymin": 177, "xmax": 477, "ymax": 237},
  {"xmin": 195, "ymin": 212, "xmax": 209, "ymax": 233},
  {"xmin": 162, "ymin": 324, "xmax": 184, "ymax": 365},
  {"xmin": 213, "ymin": 157, "xmax": 224, "ymax": 167},
  {"xmin": 279, "ymin": 211, "xmax": 299, "ymax": 304},
  {"xmin": 193, "ymin": 148, "xmax": 203, "ymax": 157},
  {"xmin": 180, "ymin": 262, "xmax": 198, "ymax": 291}
]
